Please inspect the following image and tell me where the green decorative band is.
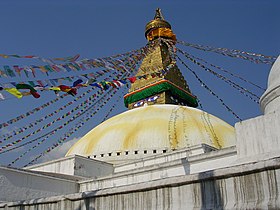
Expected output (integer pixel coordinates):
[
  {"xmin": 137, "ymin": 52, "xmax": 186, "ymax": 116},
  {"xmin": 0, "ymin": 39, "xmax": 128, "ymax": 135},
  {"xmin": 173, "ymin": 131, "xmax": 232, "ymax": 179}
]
[{"xmin": 124, "ymin": 80, "xmax": 198, "ymax": 107}]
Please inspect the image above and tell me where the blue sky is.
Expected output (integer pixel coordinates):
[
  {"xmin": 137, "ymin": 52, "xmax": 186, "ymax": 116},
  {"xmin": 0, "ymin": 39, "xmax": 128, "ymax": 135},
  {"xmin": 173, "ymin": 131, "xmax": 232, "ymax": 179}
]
[{"xmin": 0, "ymin": 0, "xmax": 279, "ymax": 167}]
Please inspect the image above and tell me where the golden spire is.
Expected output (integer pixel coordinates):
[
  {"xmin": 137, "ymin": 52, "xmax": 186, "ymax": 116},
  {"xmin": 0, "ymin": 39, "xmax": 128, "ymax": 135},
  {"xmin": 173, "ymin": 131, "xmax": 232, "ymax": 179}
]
[
  {"xmin": 123, "ymin": 9, "xmax": 197, "ymax": 110},
  {"xmin": 145, "ymin": 8, "xmax": 176, "ymax": 41}
]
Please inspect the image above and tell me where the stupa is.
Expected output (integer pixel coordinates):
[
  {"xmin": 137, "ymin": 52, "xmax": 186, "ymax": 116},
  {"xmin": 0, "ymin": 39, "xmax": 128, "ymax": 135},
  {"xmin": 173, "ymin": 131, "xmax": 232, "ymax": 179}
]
[
  {"xmin": 66, "ymin": 8, "xmax": 235, "ymax": 164},
  {"xmin": 1, "ymin": 9, "xmax": 279, "ymax": 210}
]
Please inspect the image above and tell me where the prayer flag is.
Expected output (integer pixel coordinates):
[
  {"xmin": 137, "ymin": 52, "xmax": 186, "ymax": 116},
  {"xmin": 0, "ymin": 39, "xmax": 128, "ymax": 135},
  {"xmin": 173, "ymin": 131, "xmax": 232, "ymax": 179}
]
[
  {"xmin": 4, "ymin": 88, "xmax": 23, "ymax": 98},
  {"xmin": 4, "ymin": 66, "xmax": 16, "ymax": 77}
]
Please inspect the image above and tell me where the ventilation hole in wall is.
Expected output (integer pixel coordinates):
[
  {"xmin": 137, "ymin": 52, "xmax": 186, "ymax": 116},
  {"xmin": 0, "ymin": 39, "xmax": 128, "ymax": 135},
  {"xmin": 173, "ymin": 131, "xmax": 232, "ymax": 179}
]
[
  {"xmin": 93, "ymin": 155, "xmax": 96, "ymax": 158},
  {"xmin": 125, "ymin": 151, "xmax": 129, "ymax": 155},
  {"xmin": 117, "ymin": 152, "xmax": 121, "ymax": 156},
  {"xmin": 108, "ymin": 153, "xmax": 112, "ymax": 156},
  {"xmin": 144, "ymin": 150, "xmax": 147, "ymax": 154},
  {"xmin": 163, "ymin": 150, "xmax": 167, "ymax": 153},
  {"xmin": 101, "ymin": 154, "xmax": 104, "ymax": 157},
  {"xmin": 87, "ymin": 156, "xmax": 90, "ymax": 158},
  {"xmin": 153, "ymin": 150, "xmax": 157, "ymax": 154},
  {"xmin": 134, "ymin": 151, "xmax": 138, "ymax": 154}
]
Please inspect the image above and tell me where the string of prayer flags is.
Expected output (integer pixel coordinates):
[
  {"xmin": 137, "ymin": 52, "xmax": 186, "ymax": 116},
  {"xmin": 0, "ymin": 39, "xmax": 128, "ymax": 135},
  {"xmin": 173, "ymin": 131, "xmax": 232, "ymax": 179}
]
[
  {"xmin": 184, "ymin": 51, "xmax": 266, "ymax": 91},
  {"xmin": 16, "ymin": 83, "xmax": 40, "ymax": 98},
  {"xmin": 2, "ymin": 71, "xmax": 134, "ymax": 161},
  {"xmin": 0, "ymin": 88, "xmax": 106, "ymax": 152},
  {"xmin": 24, "ymin": 88, "xmax": 119, "ymax": 167},
  {"xmin": 2, "ymin": 84, "xmax": 40, "ymax": 99},
  {"xmin": 102, "ymin": 88, "xmax": 127, "ymax": 123},
  {"xmin": 56, "ymin": 85, "xmax": 77, "ymax": 96},
  {"xmin": 177, "ymin": 55, "xmax": 242, "ymax": 121},
  {"xmin": 0, "ymin": 71, "xmax": 129, "ymax": 142},
  {"xmin": 1, "ymin": 88, "xmax": 110, "ymax": 156},
  {"xmin": 1, "ymin": 88, "xmax": 107, "ymax": 159},
  {"xmin": 0, "ymin": 60, "xmax": 173, "ymax": 100},
  {"xmin": 176, "ymin": 39, "xmax": 277, "ymax": 65},
  {"xmin": 0, "ymin": 50, "xmax": 144, "ymax": 78},
  {"xmin": 0, "ymin": 69, "xmax": 112, "ymax": 99},
  {"xmin": 0, "ymin": 53, "xmax": 80, "ymax": 64},
  {"xmin": 0, "ymin": 94, "xmax": 68, "ymax": 130},
  {"xmin": 53, "ymin": 54, "xmax": 80, "ymax": 62},
  {"xmin": 0, "ymin": 70, "xmax": 128, "ymax": 133},
  {"xmin": 0, "ymin": 54, "xmax": 38, "ymax": 59},
  {"xmin": 0, "ymin": 89, "xmax": 94, "ymax": 142},
  {"xmin": 8, "ymin": 87, "xmax": 119, "ymax": 166},
  {"xmin": 178, "ymin": 48, "xmax": 260, "ymax": 103},
  {"xmin": 0, "ymin": 38, "xmax": 162, "ymax": 79}
]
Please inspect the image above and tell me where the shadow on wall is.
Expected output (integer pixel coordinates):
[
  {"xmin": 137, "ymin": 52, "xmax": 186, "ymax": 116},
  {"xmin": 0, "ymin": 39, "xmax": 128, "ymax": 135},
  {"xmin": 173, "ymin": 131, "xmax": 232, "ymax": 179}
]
[
  {"xmin": 198, "ymin": 171, "xmax": 224, "ymax": 210},
  {"xmin": 81, "ymin": 191, "xmax": 98, "ymax": 210},
  {"xmin": 181, "ymin": 159, "xmax": 224, "ymax": 209},
  {"xmin": 59, "ymin": 191, "xmax": 98, "ymax": 210},
  {"xmin": 181, "ymin": 158, "xmax": 190, "ymax": 175}
]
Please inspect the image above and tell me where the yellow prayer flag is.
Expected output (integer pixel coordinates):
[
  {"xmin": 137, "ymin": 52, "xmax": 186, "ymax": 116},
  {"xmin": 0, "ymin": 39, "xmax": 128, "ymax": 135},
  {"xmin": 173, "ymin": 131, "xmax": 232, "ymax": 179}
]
[{"xmin": 4, "ymin": 88, "xmax": 23, "ymax": 99}]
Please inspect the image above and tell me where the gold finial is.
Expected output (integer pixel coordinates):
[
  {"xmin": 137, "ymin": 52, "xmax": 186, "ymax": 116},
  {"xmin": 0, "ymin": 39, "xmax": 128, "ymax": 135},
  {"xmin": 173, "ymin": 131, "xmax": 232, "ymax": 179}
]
[
  {"xmin": 154, "ymin": 8, "xmax": 164, "ymax": 20},
  {"xmin": 145, "ymin": 8, "xmax": 171, "ymax": 38},
  {"xmin": 145, "ymin": 8, "xmax": 176, "ymax": 41}
]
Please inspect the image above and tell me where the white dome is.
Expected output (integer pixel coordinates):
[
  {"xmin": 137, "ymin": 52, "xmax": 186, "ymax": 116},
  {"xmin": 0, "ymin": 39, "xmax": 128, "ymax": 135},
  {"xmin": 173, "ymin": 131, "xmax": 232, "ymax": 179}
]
[
  {"xmin": 267, "ymin": 56, "xmax": 280, "ymax": 89},
  {"xmin": 66, "ymin": 105, "xmax": 235, "ymax": 163},
  {"xmin": 260, "ymin": 55, "xmax": 280, "ymax": 114}
]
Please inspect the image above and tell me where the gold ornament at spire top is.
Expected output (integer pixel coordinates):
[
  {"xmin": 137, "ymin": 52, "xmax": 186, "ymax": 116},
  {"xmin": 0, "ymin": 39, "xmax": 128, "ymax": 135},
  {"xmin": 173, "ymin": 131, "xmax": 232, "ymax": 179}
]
[
  {"xmin": 154, "ymin": 8, "xmax": 164, "ymax": 20},
  {"xmin": 145, "ymin": 8, "xmax": 176, "ymax": 41}
]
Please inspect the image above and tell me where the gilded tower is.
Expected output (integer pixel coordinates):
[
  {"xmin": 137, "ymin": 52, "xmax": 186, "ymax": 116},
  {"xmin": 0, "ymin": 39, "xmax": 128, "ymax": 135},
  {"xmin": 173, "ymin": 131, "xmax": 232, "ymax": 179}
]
[{"xmin": 124, "ymin": 8, "xmax": 198, "ymax": 109}]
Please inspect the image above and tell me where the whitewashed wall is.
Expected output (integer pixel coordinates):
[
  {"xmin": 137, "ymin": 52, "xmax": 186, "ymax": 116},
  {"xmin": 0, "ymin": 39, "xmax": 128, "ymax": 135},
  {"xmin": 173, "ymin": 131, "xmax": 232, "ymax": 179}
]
[
  {"xmin": 79, "ymin": 146, "xmax": 237, "ymax": 192},
  {"xmin": 26, "ymin": 155, "xmax": 113, "ymax": 178},
  {"xmin": 0, "ymin": 167, "xmax": 78, "ymax": 202},
  {"xmin": 1, "ymin": 157, "xmax": 280, "ymax": 209}
]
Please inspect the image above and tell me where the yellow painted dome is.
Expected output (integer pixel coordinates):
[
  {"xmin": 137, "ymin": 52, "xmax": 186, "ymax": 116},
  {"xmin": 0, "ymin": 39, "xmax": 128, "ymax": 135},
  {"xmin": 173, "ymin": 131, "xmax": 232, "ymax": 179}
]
[{"xmin": 66, "ymin": 105, "xmax": 235, "ymax": 162}]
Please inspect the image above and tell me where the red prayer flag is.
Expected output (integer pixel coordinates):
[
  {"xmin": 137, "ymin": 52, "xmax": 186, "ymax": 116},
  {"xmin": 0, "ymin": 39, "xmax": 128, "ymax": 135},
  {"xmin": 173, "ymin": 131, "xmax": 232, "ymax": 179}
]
[{"xmin": 128, "ymin": 77, "xmax": 136, "ymax": 83}]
